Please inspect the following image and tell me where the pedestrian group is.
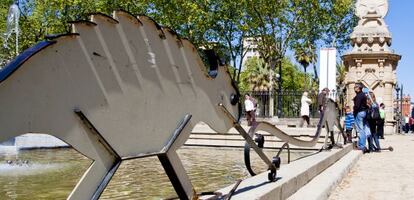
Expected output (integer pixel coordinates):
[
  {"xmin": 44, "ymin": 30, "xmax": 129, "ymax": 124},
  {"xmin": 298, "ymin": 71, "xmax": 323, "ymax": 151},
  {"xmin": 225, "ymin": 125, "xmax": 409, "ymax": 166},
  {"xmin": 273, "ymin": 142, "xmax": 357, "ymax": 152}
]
[{"xmin": 352, "ymin": 83, "xmax": 385, "ymax": 153}]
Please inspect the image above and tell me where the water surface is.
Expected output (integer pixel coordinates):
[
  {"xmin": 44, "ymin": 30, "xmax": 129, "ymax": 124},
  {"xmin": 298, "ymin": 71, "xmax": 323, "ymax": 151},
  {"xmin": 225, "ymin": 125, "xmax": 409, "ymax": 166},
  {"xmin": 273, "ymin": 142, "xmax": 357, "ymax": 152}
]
[{"xmin": 0, "ymin": 147, "xmax": 312, "ymax": 199}]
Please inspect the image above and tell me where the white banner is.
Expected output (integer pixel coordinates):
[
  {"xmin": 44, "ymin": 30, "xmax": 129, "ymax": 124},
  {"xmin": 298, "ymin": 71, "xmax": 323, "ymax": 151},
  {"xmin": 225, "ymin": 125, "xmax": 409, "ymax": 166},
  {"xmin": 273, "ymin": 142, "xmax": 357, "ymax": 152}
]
[{"xmin": 319, "ymin": 48, "xmax": 337, "ymax": 93}]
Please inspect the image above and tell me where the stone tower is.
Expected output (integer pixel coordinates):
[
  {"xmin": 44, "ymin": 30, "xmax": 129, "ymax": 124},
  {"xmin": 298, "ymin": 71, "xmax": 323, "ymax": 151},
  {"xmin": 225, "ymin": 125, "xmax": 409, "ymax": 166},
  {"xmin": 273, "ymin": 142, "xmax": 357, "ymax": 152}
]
[{"xmin": 342, "ymin": 0, "xmax": 401, "ymax": 134}]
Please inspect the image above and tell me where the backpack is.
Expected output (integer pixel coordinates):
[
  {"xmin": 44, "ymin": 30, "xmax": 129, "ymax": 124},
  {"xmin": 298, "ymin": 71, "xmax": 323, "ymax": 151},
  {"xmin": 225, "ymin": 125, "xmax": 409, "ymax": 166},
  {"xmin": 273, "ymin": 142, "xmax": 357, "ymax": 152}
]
[
  {"xmin": 251, "ymin": 98, "xmax": 257, "ymax": 110},
  {"xmin": 367, "ymin": 106, "xmax": 380, "ymax": 120}
]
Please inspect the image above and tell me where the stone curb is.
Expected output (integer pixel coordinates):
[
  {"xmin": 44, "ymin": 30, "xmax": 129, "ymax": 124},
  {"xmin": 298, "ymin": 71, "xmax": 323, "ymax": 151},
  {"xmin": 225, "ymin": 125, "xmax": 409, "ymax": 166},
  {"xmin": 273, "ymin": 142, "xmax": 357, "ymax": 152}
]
[
  {"xmin": 287, "ymin": 149, "xmax": 362, "ymax": 200},
  {"xmin": 207, "ymin": 144, "xmax": 352, "ymax": 200}
]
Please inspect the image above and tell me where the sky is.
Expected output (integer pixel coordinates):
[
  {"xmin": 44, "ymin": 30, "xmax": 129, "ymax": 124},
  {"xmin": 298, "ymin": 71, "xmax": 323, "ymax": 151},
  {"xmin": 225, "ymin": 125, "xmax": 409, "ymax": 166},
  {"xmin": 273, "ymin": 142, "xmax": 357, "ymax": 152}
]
[
  {"xmin": 281, "ymin": 1, "xmax": 413, "ymax": 97},
  {"xmin": 291, "ymin": 0, "xmax": 413, "ymax": 97},
  {"xmin": 385, "ymin": 0, "xmax": 413, "ymax": 97}
]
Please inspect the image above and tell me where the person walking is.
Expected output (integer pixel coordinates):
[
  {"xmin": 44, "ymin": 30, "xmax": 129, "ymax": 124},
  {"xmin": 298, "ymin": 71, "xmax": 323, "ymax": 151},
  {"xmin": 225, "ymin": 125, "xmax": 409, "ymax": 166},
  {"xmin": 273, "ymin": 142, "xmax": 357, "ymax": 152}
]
[
  {"xmin": 411, "ymin": 107, "xmax": 414, "ymax": 120},
  {"xmin": 300, "ymin": 92, "xmax": 312, "ymax": 127},
  {"xmin": 366, "ymin": 92, "xmax": 381, "ymax": 152},
  {"xmin": 411, "ymin": 107, "xmax": 414, "ymax": 133},
  {"xmin": 411, "ymin": 116, "xmax": 414, "ymax": 133},
  {"xmin": 404, "ymin": 114, "xmax": 410, "ymax": 134},
  {"xmin": 353, "ymin": 84, "xmax": 369, "ymax": 153},
  {"xmin": 244, "ymin": 94, "xmax": 256, "ymax": 126},
  {"xmin": 344, "ymin": 106, "xmax": 355, "ymax": 143},
  {"xmin": 317, "ymin": 88, "xmax": 329, "ymax": 113},
  {"xmin": 378, "ymin": 103, "xmax": 386, "ymax": 139}
]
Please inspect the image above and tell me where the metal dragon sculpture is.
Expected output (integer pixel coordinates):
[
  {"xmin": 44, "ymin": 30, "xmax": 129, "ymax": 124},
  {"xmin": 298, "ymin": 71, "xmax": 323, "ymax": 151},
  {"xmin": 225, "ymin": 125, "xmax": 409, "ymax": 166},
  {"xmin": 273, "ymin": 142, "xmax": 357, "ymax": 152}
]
[
  {"xmin": 0, "ymin": 10, "xmax": 345, "ymax": 200},
  {"xmin": 0, "ymin": 11, "xmax": 244, "ymax": 199}
]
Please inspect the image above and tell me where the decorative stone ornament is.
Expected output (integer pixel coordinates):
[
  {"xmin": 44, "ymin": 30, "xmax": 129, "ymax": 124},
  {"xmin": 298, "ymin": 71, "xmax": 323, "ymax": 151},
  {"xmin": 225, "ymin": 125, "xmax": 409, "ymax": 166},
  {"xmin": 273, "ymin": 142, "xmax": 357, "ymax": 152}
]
[
  {"xmin": 350, "ymin": 0, "xmax": 392, "ymax": 53},
  {"xmin": 355, "ymin": 0, "xmax": 388, "ymax": 19},
  {"xmin": 356, "ymin": 37, "xmax": 363, "ymax": 45},
  {"xmin": 379, "ymin": 37, "xmax": 385, "ymax": 45},
  {"xmin": 367, "ymin": 37, "xmax": 374, "ymax": 44}
]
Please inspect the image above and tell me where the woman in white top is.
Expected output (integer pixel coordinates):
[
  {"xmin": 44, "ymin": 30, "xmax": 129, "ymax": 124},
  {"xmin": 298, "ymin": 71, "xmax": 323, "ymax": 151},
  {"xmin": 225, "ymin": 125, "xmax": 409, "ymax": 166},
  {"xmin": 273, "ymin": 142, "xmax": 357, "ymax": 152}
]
[
  {"xmin": 244, "ymin": 94, "xmax": 256, "ymax": 126},
  {"xmin": 300, "ymin": 92, "xmax": 312, "ymax": 127}
]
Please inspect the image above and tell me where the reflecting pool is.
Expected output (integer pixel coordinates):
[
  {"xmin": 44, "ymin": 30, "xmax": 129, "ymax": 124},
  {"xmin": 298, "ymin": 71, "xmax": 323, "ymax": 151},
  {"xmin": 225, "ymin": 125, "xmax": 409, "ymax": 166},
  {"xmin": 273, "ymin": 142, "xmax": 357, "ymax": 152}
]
[{"xmin": 0, "ymin": 147, "xmax": 312, "ymax": 199}]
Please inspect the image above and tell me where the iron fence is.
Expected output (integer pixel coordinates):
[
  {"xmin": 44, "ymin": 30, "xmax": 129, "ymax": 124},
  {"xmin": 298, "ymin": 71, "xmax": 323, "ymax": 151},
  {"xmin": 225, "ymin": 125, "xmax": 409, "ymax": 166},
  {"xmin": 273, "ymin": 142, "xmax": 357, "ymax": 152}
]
[{"xmin": 243, "ymin": 90, "xmax": 321, "ymax": 118}]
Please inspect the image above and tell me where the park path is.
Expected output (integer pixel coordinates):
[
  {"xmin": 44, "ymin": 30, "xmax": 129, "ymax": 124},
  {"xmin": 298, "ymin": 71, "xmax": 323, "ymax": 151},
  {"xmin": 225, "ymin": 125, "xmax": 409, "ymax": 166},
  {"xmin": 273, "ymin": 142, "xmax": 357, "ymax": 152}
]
[{"xmin": 329, "ymin": 134, "xmax": 414, "ymax": 200}]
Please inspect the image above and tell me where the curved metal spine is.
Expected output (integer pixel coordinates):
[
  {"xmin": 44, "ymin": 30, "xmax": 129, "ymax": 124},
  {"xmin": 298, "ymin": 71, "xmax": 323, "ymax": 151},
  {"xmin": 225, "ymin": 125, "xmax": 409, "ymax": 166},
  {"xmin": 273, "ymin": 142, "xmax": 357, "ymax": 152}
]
[
  {"xmin": 238, "ymin": 99, "xmax": 344, "ymax": 178},
  {"xmin": 276, "ymin": 142, "xmax": 290, "ymax": 164}
]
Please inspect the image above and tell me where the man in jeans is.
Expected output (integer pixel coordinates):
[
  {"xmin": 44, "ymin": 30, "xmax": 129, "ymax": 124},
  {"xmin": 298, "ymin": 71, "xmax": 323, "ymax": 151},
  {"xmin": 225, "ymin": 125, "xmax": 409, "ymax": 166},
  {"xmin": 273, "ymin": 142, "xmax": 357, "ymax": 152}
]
[{"xmin": 353, "ymin": 84, "xmax": 369, "ymax": 153}]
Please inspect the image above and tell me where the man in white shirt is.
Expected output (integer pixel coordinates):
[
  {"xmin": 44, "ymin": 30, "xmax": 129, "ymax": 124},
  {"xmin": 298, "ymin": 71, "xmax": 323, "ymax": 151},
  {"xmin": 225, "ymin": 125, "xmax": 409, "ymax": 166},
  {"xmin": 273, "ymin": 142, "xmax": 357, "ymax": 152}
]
[{"xmin": 245, "ymin": 94, "xmax": 256, "ymax": 126}]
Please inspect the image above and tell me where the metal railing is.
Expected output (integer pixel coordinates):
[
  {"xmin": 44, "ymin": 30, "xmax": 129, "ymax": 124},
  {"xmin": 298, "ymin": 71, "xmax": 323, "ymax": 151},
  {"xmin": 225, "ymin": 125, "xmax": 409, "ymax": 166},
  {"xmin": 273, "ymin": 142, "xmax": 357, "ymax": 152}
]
[{"xmin": 243, "ymin": 90, "xmax": 321, "ymax": 118}]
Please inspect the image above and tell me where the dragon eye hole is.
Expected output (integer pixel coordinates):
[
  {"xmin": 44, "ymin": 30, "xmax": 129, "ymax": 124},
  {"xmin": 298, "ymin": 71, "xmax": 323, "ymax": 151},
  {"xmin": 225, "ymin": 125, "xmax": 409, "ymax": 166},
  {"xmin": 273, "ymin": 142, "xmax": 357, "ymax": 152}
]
[{"xmin": 230, "ymin": 93, "xmax": 239, "ymax": 105}]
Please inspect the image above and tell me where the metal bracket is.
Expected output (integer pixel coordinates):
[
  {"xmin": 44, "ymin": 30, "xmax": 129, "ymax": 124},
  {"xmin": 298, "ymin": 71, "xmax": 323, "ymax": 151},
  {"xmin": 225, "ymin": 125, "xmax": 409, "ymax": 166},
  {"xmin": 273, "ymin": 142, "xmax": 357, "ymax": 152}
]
[
  {"xmin": 158, "ymin": 114, "xmax": 194, "ymax": 200},
  {"xmin": 73, "ymin": 109, "xmax": 121, "ymax": 200},
  {"xmin": 158, "ymin": 154, "xmax": 190, "ymax": 200}
]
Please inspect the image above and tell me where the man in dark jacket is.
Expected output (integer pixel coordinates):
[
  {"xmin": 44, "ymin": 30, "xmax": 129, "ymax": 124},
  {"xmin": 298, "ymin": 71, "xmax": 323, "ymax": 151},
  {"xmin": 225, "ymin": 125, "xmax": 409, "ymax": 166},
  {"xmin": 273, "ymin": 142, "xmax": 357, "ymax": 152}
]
[
  {"xmin": 353, "ymin": 83, "xmax": 369, "ymax": 153},
  {"xmin": 317, "ymin": 88, "xmax": 329, "ymax": 113},
  {"xmin": 411, "ymin": 107, "xmax": 414, "ymax": 119},
  {"xmin": 411, "ymin": 107, "xmax": 414, "ymax": 132}
]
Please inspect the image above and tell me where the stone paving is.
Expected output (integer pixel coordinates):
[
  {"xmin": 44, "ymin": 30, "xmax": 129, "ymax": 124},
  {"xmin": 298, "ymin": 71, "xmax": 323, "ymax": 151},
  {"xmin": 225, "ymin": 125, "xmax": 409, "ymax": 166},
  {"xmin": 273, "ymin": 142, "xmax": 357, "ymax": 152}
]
[{"xmin": 329, "ymin": 134, "xmax": 414, "ymax": 200}]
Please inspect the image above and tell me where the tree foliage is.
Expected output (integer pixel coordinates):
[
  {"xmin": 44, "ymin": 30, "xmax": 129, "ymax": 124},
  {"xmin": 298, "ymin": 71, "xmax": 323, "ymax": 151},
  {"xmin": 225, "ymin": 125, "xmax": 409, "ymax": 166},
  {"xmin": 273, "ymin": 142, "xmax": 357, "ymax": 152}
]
[
  {"xmin": 240, "ymin": 57, "xmax": 270, "ymax": 92},
  {"xmin": 239, "ymin": 56, "xmax": 315, "ymax": 93},
  {"xmin": 0, "ymin": 0, "xmax": 355, "ymax": 93},
  {"xmin": 244, "ymin": 0, "xmax": 356, "ymax": 75},
  {"xmin": 0, "ymin": 0, "xmax": 150, "ymax": 63}
]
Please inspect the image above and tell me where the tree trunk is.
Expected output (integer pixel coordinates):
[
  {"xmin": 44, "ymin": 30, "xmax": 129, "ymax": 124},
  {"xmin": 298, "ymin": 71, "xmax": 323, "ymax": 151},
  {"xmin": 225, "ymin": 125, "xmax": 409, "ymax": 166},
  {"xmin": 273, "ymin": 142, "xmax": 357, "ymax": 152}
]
[
  {"xmin": 312, "ymin": 63, "xmax": 319, "ymax": 83},
  {"xmin": 304, "ymin": 66, "xmax": 307, "ymax": 91},
  {"xmin": 268, "ymin": 62, "xmax": 274, "ymax": 117}
]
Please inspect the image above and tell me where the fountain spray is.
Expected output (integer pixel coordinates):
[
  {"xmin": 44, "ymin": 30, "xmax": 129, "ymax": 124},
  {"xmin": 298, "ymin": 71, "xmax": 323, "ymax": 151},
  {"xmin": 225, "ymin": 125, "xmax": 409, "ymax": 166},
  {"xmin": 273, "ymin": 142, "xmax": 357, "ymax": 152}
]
[{"xmin": 1, "ymin": 1, "xmax": 20, "ymax": 68}]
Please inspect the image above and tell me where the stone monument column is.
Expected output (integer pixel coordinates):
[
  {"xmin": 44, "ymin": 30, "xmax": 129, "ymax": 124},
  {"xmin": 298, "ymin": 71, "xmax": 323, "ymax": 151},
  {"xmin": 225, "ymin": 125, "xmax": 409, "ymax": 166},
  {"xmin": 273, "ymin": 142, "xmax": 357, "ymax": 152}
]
[{"xmin": 342, "ymin": 0, "xmax": 401, "ymax": 134}]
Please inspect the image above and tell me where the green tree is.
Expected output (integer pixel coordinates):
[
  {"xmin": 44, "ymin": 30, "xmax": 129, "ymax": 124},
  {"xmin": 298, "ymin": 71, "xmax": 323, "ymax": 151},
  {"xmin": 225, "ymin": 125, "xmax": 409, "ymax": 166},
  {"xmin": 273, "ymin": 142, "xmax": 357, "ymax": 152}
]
[
  {"xmin": 239, "ymin": 56, "xmax": 310, "ymax": 93},
  {"xmin": 240, "ymin": 57, "xmax": 270, "ymax": 92},
  {"xmin": 336, "ymin": 62, "xmax": 346, "ymax": 91},
  {"xmin": 0, "ymin": 0, "xmax": 150, "ymax": 66},
  {"xmin": 280, "ymin": 57, "xmax": 307, "ymax": 90},
  {"xmin": 0, "ymin": 0, "xmax": 356, "ymax": 91},
  {"xmin": 144, "ymin": 0, "xmax": 250, "ymax": 83},
  {"xmin": 143, "ymin": 0, "xmax": 214, "ymax": 48},
  {"xmin": 208, "ymin": 0, "xmax": 249, "ymax": 81},
  {"xmin": 240, "ymin": 0, "xmax": 355, "ymax": 116},
  {"xmin": 293, "ymin": 42, "xmax": 315, "ymax": 91}
]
